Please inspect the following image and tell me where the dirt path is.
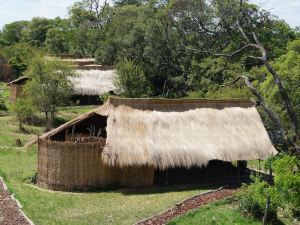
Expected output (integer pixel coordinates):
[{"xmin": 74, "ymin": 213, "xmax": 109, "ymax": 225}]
[
  {"xmin": 135, "ymin": 187, "xmax": 236, "ymax": 225},
  {"xmin": 0, "ymin": 177, "xmax": 33, "ymax": 225}
]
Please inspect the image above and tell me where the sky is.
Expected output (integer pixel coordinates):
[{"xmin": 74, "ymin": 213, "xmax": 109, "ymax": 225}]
[{"xmin": 0, "ymin": 0, "xmax": 299, "ymax": 29}]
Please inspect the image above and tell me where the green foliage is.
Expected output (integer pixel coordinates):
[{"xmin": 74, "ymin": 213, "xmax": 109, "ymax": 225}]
[
  {"xmin": 288, "ymin": 39, "xmax": 300, "ymax": 53},
  {"xmin": 24, "ymin": 57, "xmax": 76, "ymax": 130},
  {"xmin": 237, "ymin": 175, "xmax": 278, "ymax": 220},
  {"xmin": 45, "ymin": 19, "xmax": 72, "ymax": 55},
  {"xmin": 1, "ymin": 43, "xmax": 39, "ymax": 78},
  {"xmin": 272, "ymin": 154, "xmax": 300, "ymax": 216},
  {"xmin": 0, "ymin": 21, "xmax": 29, "ymax": 47},
  {"xmin": 169, "ymin": 199, "xmax": 261, "ymax": 225},
  {"xmin": 12, "ymin": 97, "xmax": 34, "ymax": 130},
  {"xmin": 114, "ymin": 59, "xmax": 149, "ymax": 97},
  {"xmin": 251, "ymin": 39, "xmax": 300, "ymax": 140},
  {"xmin": 0, "ymin": 92, "xmax": 7, "ymax": 111},
  {"xmin": 238, "ymin": 154, "xmax": 300, "ymax": 221},
  {"xmin": 22, "ymin": 17, "xmax": 54, "ymax": 47}
]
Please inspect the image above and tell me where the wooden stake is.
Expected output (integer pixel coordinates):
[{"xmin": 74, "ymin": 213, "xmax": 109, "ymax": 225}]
[
  {"xmin": 237, "ymin": 161, "xmax": 241, "ymax": 185},
  {"xmin": 263, "ymin": 194, "xmax": 270, "ymax": 225}
]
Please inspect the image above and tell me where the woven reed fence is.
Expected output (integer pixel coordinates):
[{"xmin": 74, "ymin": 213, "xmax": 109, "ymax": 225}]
[
  {"xmin": 10, "ymin": 84, "xmax": 23, "ymax": 102},
  {"xmin": 38, "ymin": 139, "xmax": 154, "ymax": 191}
]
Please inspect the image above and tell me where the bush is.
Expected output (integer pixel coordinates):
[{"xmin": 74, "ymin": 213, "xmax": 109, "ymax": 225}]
[
  {"xmin": 238, "ymin": 154, "xmax": 300, "ymax": 221},
  {"xmin": 0, "ymin": 93, "xmax": 7, "ymax": 111},
  {"xmin": 272, "ymin": 154, "xmax": 300, "ymax": 216},
  {"xmin": 237, "ymin": 175, "xmax": 278, "ymax": 220},
  {"xmin": 12, "ymin": 97, "xmax": 34, "ymax": 130},
  {"xmin": 114, "ymin": 59, "xmax": 149, "ymax": 97}
]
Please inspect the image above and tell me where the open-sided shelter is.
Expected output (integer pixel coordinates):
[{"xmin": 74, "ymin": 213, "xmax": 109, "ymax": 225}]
[{"xmin": 29, "ymin": 97, "xmax": 277, "ymax": 191}]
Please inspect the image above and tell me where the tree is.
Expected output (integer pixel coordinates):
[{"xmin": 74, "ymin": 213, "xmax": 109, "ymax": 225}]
[
  {"xmin": 1, "ymin": 43, "xmax": 39, "ymax": 78},
  {"xmin": 22, "ymin": 17, "xmax": 54, "ymax": 47},
  {"xmin": 44, "ymin": 18, "xmax": 73, "ymax": 55},
  {"xmin": 12, "ymin": 97, "xmax": 34, "ymax": 131},
  {"xmin": 24, "ymin": 57, "xmax": 76, "ymax": 130},
  {"xmin": 0, "ymin": 21, "xmax": 29, "ymax": 47},
  {"xmin": 68, "ymin": 0, "xmax": 111, "ymax": 56},
  {"xmin": 114, "ymin": 59, "xmax": 149, "ymax": 97},
  {"xmin": 168, "ymin": 0, "xmax": 299, "ymax": 154}
]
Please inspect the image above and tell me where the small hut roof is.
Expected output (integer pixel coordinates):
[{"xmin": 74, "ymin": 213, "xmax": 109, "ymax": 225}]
[
  {"xmin": 27, "ymin": 97, "xmax": 277, "ymax": 169},
  {"xmin": 7, "ymin": 76, "xmax": 29, "ymax": 85},
  {"xmin": 71, "ymin": 69, "xmax": 116, "ymax": 96}
]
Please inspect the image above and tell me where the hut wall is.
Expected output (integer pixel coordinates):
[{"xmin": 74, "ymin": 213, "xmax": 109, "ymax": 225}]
[
  {"xmin": 38, "ymin": 139, "xmax": 154, "ymax": 191},
  {"xmin": 9, "ymin": 84, "xmax": 23, "ymax": 102}
]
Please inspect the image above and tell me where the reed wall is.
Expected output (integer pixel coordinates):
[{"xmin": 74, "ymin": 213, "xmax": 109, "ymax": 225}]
[
  {"xmin": 9, "ymin": 84, "xmax": 23, "ymax": 102},
  {"xmin": 38, "ymin": 139, "xmax": 154, "ymax": 191}
]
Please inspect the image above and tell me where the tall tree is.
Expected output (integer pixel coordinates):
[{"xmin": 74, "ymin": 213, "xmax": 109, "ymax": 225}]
[{"xmin": 24, "ymin": 57, "xmax": 76, "ymax": 130}]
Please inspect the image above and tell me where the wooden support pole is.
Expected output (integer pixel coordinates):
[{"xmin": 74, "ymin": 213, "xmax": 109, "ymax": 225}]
[
  {"xmin": 237, "ymin": 161, "xmax": 241, "ymax": 185},
  {"xmin": 263, "ymin": 194, "xmax": 270, "ymax": 225},
  {"xmin": 165, "ymin": 170, "xmax": 168, "ymax": 185}
]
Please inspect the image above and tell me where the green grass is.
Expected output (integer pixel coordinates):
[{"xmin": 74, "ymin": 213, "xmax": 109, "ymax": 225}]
[
  {"xmin": 247, "ymin": 160, "xmax": 266, "ymax": 172},
  {"xmin": 0, "ymin": 112, "xmax": 212, "ymax": 225},
  {"xmin": 168, "ymin": 199, "xmax": 261, "ymax": 225},
  {"xmin": 57, "ymin": 105, "xmax": 96, "ymax": 120},
  {"xmin": 0, "ymin": 82, "xmax": 12, "ymax": 110}
]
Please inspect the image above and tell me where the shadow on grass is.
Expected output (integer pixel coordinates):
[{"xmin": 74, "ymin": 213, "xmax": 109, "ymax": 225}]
[{"xmin": 117, "ymin": 183, "xmax": 220, "ymax": 195}]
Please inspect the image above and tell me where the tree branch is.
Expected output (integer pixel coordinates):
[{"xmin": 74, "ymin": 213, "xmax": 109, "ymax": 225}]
[{"xmin": 224, "ymin": 75, "xmax": 300, "ymax": 155}]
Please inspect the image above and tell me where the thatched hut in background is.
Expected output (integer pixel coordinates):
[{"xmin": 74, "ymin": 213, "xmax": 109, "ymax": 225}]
[
  {"xmin": 59, "ymin": 58, "xmax": 116, "ymax": 105},
  {"xmin": 7, "ymin": 58, "xmax": 116, "ymax": 105},
  {"xmin": 7, "ymin": 76, "xmax": 29, "ymax": 102},
  {"xmin": 28, "ymin": 97, "xmax": 277, "ymax": 191}
]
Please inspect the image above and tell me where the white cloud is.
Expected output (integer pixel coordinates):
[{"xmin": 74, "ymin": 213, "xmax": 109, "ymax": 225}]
[{"xmin": 249, "ymin": 0, "xmax": 300, "ymax": 28}]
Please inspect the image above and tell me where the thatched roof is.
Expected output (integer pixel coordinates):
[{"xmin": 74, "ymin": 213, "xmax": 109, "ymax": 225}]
[
  {"xmin": 71, "ymin": 69, "xmax": 116, "ymax": 96},
  {"xmin": 7, "ymin": 76, "xmax": 29, "ymax": 85},
  {"xmin": 28, "ymin": 98, "xmax": 277, "ymax": 169}
]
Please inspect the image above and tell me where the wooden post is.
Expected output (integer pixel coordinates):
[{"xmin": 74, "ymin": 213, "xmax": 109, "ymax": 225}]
[
  {"xmin": 165, "ymin": 170, "xmax": 168, "ymax": 185},
  {"xmin": 37, "ymin": 134, "xmax": 40, "ymax": 183},
  {"xmin": 237, "ymin": 161, "xmax": 241, "ymax": 185},
  {"xmin": 263, "ymin": 194, "xmax": 270, "ymax": 225}
]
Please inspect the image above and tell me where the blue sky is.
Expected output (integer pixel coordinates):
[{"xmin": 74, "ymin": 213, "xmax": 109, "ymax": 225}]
[{"xmin": 0, "ymin": 0, "xmax": 299, "ymax": 29}]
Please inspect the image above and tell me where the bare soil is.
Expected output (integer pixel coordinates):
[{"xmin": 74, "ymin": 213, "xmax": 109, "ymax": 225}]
[
  {"xmin": 136, "ymin": 187, "xmax": 236, "ymax": 225},
  {"xmin": 0, "ymin": 178, "xmax": 31, "ymax": 225}
]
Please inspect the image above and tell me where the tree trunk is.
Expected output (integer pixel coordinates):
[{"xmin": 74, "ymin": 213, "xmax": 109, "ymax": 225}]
[
  {"xmin": 264, "ymin": 61, "xmax": 299, "ymax": 137},
  {"xmin": 228, "ymin": 76, "xmax": 300, "ymax": 155}
]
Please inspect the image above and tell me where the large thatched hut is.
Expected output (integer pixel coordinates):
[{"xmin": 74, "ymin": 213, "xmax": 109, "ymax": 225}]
[{"xmin": 29, "ymin": 98, "xmax": 277, "ymax": 191}]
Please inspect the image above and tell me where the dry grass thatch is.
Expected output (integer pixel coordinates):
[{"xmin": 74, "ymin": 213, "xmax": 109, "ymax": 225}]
[
  {"xmin": 71, "ymin": 69, "xmax": 116, "ymax": 96},
  {"xmin": 101, "ymin": 98, "xmax": 277, "ymax": 169},
  {"xmin": 30, "ymin": 98, "xmax": 277, "ymax": 170}
]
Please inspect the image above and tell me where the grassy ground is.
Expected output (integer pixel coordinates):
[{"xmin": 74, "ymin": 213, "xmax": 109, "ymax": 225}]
[
  {"xmin": 0, "ymin": 86, "xmax": 288, "ymax": 225},
  {"xmin": 168, "ymin": 199, "xmax": 261, "ymax": 225},
  {"xmin": 247, "ymin": 160, "xmax": 266, "ymax": 172},
  {"xmin": 0, "ymin": 109, "xmax": 213, "ymax": 225}
]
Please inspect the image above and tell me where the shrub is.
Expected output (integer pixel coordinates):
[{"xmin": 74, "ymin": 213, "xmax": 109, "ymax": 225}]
[
  {"xmin": 114, "ymin": 59, "xmax": 149, "ymax": 97},
  {"xmin": 0, "ymin": 93, "xmax": 7, "ymax": 111},
  {"xmin": 12, "ymin": 97, "xmax": 34, "ymax": 131},
  {"xmin": 237, "ymin": 175, "xmax": 278, "ymax": 220},
  {"xmin": 238, "ymin": 154, "xmax": 300, "ymax": 221},
  {"xmin": 272, "ymin": 154, "xmax": 300, "ymax": 216}
]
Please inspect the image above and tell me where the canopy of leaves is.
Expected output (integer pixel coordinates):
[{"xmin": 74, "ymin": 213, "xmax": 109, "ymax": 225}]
[{"xmin": 24, "ymin": 57, "xmax": 76, "ymax": 129}]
